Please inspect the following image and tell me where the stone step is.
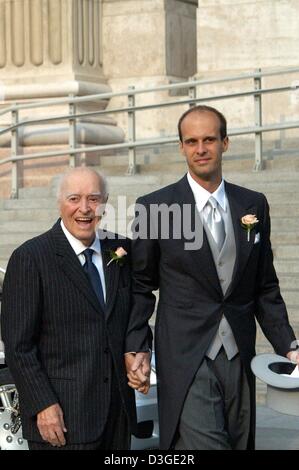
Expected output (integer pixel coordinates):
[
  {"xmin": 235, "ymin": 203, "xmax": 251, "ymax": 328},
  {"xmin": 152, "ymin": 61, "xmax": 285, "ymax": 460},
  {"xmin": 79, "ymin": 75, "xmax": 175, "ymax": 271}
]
[
  {"xmin": 227, "ymin": 155, "xmax": 299, "ymax": 172},
  {"xmin": 224, "ymin": 171, "xmax": 299, "ymax": 183},
  {"xmin": 0, "ymin": 258, "xmax": 8, "ymax": 270},
  {"xmin": 279, "ymin": 274, "xmax": 299, "ymax": 290},
  {"xmin": 3, "ymin": 198, "xmax": 58, "ymax": 210},
  {"xmin": 255, "ymin": 341, "xmax": 275, "ymax": 355},
  {"xmin": 256, "ymin": 381, "xmax": 267, "ymax": 405},
  {"xmin": 0, "ymin": 220, "xmax": 52, "ymax": 233},
  {"xmin": 107, "ymin": 175, "xmax": 161, "ymax": 186},
  {"xmin": 274, "ymin": 259, "xmax": 299, "ymax": 274},
  {"xmin": 0, "ymin": 245, "xmax": 17, "ymax": 259},
  {"xmin": 280, "ymin": 290, "xmax": 299, "ymax": 305},
  {"xmin": 107, "ymin": 195, "xmax": 138, "ymax": 208},
  {"xmin": 0, "ymin": 208, "xmax": 59, "ymax": 221},
  {"xmin": 232, "ymin": 182, "xmax": 299, "ymax": 193},
  {"xmin": 270, "ymin": 204, "xmax": 299, "ymax": 217},
  {"xmin": 271, "ymin": 218, "xmax": 299, "ymax": 231},
  {"xmin": 108, "ymin": 186, "xmax": 160, "ymax": 198},
  {"xmin": 1, "ymin": 194, "xmax": 298, "ymax": 216},
  {"xmin": 272, "ymin": 233, "xmax": 299, "ymax": 245},
  {"xmin": 273, "ymin": 245, "xmax": 299, "ymax": 259},
  {"xmin": 235, "ymin": 191, "xmax": 299, "ymax": 205},
  {"xmin": 285, "ymin": 307, "xmax": 299, "ymax": 331},
  {"xmin": 18, "ymin": 186, "xmax": 54, "ymax": 199},
  {"xmin": 138, "ymin": 155, "xmax": 299, "ymax": 175},
  {"xmin": 0, "ymin": 232, "xmax": 42, "ymax": 245}
]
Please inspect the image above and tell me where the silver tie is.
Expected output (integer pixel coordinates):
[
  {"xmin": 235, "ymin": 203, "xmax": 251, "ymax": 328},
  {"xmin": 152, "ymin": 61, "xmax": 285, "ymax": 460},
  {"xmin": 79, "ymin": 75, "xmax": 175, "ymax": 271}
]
[{"xmin": 206, "ymin": 196, "xmax": 225, "ymax": 251}]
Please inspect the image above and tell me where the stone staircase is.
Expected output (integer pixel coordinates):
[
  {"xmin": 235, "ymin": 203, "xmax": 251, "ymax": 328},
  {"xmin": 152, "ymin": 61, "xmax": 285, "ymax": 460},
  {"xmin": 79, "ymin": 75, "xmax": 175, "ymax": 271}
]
[{"xmin": 0, "ymin": 156, "xmax": 298, "ymax": 403}]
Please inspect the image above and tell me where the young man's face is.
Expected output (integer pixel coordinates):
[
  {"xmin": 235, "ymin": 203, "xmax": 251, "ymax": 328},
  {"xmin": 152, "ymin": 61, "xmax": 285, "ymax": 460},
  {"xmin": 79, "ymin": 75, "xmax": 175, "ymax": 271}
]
[
  {"xmin": 179, "ymin": 111, "xmax": 229, "ymax": 186},
  {"xmin": 59, "ymin": 172, "xmax": 105, "ymax": 246}
]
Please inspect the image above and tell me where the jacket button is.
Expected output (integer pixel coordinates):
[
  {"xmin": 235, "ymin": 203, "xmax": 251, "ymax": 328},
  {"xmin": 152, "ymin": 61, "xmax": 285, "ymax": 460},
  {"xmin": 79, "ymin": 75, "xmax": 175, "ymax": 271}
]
[
  {"xmin": 104, "ymin": 347, "xmax": 109, "ymax": 354},
  {"xmin": 104, "ymin": 377, "xmax": 109, "ymax": 383}
]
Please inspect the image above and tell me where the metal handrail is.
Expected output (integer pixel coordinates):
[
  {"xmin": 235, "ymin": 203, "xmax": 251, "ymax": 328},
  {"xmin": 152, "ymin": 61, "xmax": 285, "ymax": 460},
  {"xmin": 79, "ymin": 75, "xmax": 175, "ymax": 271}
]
[
  {"xmin": 0, "ymin": 83, "xmax": 298, "ymax": 138},
  {"xmin": 0, "ymin": 65, "xmax": 299, "ymax": 197},
  {"xmin": 1, "ymin": 120, "xmax": 299, "ymax": 166}
]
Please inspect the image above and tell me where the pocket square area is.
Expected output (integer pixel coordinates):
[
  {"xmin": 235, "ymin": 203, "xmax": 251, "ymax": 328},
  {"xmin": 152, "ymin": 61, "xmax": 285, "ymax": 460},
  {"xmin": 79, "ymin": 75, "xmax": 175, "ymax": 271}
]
[{"xmin": 254, "ymin": 233, "xmax": 260, "ymax": 244}]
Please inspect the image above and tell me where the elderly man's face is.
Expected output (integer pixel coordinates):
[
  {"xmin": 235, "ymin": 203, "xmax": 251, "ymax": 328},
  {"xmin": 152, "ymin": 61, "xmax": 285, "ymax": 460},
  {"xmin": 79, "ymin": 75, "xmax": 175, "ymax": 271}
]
[{"xmin": 59, "ymin": 172, "xmax": 105, "ymax": 246}]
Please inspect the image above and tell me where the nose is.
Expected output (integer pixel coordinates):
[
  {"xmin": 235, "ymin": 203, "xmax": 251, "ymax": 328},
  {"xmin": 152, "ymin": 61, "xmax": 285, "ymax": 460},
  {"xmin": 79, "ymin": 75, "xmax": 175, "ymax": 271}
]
[
  {"xmin": 79, "ymin": 197, "xmax": 90, "ymax": 213},
  {"xmin": 196, "ymin": 141, "xmax": 207, "ymax": 154}
]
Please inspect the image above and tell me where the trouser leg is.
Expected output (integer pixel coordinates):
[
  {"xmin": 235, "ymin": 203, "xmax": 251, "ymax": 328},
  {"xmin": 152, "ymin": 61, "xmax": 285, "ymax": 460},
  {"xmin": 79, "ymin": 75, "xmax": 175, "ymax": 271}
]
[{"xmin": 175, "ymin": 349, "xmax": 250, "ymax": 450}]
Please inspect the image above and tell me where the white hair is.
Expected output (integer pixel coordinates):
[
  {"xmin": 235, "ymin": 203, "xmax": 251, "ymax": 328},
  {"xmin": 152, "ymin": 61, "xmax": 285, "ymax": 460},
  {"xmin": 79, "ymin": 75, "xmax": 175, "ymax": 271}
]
[{"xmin": 56, "ymin": 167, "xmax": 108, "ymax": 202}]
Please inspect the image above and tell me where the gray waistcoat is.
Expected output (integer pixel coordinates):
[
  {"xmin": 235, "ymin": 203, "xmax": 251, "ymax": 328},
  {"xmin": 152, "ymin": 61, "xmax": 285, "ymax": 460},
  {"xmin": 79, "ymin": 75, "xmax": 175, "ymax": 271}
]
[{"xmin": 204, "ymin": 201, "xmax": 239, "ymax": 360}]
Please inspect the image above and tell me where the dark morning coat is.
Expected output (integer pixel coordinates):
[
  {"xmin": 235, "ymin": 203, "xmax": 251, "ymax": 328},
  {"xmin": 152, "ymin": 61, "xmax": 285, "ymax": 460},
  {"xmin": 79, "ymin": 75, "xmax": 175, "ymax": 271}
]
[
  {"xmin": 1, "ymin": 220, "xmax": 136, "ymax": 444},
  {"xmin": 126, "ymin": 175, "xmax": 296, "ymax": 450}
]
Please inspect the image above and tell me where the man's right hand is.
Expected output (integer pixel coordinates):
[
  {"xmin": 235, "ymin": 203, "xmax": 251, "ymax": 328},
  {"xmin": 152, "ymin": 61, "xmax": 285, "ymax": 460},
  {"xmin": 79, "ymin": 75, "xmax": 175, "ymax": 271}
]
[{"xmin": 37, "ymin": 403, "xmax": 67, "ymax": 447}]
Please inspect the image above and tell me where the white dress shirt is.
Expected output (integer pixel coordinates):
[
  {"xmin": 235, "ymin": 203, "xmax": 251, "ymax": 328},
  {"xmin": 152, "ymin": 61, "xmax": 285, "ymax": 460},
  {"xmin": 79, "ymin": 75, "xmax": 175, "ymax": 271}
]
[
  {"xmin": 60, "ymin": 220, "xmax": 106, "ymax": 301},
  {"xmin": 187, "ymin": 172, "xmax": 229, "ymax": 232}
]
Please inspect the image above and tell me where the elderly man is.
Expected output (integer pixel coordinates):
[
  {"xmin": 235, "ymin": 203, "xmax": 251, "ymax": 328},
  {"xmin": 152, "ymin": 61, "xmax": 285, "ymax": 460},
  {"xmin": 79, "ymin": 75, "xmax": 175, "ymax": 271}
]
[{"xmin": 1, "ymin": 167, "xmax": 136, "ymax": 450}]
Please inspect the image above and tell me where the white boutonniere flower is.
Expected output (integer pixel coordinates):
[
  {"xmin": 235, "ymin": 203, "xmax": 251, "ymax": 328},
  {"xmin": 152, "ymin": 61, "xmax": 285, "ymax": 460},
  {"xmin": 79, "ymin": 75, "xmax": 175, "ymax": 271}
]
[
  {"xmin": 241, "ymin": 214, "xmax": 259, "ymax": 242},
  {"xmin": 107, "ymin": 247, "xmax": 127, "ymax": 266}
]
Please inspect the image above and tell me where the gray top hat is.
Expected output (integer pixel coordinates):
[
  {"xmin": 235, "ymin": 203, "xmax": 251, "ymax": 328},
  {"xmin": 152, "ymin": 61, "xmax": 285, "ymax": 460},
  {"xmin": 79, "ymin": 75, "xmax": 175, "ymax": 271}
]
[{"xmin": 251, "ymin": 353, "xmax": 299, "ymax": 416}]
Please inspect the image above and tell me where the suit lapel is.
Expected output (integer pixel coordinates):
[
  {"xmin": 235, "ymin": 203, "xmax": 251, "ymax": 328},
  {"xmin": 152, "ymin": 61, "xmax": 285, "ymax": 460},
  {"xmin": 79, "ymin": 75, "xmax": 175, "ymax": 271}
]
[
  {"xmin": 225, "ymin": 182, "xmax": 257, "ymax": 297},
  {"xmin": 52, "ymin": 220, "xmax": 104, "ymax": 315},
  {"xmin": 100, "ymin": 235, "xmax": 121, "ymax": 319},
  {"xmin": 175, "ymin": 176, "xmax": 222, "ymax": 298}
]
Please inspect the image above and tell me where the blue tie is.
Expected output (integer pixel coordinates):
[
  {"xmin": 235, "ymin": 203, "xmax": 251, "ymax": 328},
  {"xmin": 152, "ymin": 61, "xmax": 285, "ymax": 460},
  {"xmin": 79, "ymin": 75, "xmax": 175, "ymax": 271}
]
[{"xmin": 83, "ymin": 248, "xmax": 105, "ymax": 311}]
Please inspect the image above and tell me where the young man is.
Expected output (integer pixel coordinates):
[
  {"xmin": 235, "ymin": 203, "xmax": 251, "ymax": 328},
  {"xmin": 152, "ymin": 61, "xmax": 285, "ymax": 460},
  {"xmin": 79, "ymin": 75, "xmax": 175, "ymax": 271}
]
[{"xmin": 125, "ymin": 105, "xmax": 299, "ymax": 450}]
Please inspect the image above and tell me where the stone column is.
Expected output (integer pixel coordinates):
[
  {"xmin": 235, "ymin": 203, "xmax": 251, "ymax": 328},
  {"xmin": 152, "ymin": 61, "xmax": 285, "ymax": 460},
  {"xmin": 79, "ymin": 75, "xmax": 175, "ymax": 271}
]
[
  {"xmin": 102, "ymin": 0, "xmax": 197, "ymax": 144},
  {"xmin": 0, "ymin": 0, "xmax": 124, "ymax": 194},
  {"xmin": 195, "ymin": 0, "xmax": 299, "ymax": 132}
]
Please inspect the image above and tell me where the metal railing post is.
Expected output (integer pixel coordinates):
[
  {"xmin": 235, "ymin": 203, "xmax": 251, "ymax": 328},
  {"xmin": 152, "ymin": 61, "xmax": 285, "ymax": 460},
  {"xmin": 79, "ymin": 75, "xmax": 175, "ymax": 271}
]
[
  {"xmin": 127, "ymin": 86, "xmax": 136, "ymax": 175},
  {"xmin": 69, "ymin": 95, "xmax": 77, "ymax": 167},
  {"xmin": 188, "ymin": 78, "xmax": 197, "ymax": 108},
  {"xmin": 11, "ymin": 106, "xmax": 19, "ymax": 198},
  {"xmin": 253, "ymin": 68, "xmax": 263, "ymax": 171}
]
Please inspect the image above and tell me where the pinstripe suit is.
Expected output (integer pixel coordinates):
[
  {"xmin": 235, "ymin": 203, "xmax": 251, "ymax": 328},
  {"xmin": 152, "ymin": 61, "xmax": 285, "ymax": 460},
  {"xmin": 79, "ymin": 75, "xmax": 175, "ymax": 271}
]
[{"xmin": 1, "ymin": 220, "xmax": 136, "ymax": 448}]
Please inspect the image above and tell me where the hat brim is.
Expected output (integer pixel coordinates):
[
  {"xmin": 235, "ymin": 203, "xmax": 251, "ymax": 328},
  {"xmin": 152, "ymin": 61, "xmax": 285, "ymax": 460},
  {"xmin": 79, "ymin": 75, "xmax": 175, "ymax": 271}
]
[{"xmin": 251, "ymin": 353, "xmax": 299, "ymax": 389}]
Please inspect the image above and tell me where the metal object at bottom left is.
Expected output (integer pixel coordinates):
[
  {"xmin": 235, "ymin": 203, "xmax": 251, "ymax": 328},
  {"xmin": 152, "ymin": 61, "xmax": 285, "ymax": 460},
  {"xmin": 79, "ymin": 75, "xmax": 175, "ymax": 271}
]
[{"xmin": 0, "ymin": 379, "xmax": 29, "ymax": 450}]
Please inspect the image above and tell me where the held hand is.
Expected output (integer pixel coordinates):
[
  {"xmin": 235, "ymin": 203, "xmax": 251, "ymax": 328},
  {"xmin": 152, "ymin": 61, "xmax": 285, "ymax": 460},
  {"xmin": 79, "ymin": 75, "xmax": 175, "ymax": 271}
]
[
  {"xmin": 37, "ymin": 403, "xmax": 67, "ymax": 447},
  {"xmin": 125, "ymin": 352, "xmax": 151, "ymax": 394}
]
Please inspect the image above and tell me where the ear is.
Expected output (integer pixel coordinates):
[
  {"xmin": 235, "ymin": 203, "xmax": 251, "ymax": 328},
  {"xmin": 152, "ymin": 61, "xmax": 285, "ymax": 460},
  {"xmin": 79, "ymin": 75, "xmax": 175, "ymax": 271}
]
[
  {"xmin": 222, "ymin": 136, "xmax": 229, "ymax": 153},
  {"xmin": 179, "ymin": 140, "xmax": 184, "ymax": 156}
]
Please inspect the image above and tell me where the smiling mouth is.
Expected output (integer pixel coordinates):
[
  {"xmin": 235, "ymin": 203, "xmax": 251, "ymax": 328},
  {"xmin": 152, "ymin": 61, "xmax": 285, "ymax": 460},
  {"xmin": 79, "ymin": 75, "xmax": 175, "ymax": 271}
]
[{"xmin": 75, "ymin": 217, "xmax": 93, "ymax": 227}]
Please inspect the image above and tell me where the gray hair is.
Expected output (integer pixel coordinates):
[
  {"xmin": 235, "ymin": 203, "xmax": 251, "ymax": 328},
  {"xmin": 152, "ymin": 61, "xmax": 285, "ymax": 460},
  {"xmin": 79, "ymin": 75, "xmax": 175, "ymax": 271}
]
[{"xmin": 56, "ymin": 167, "xmax": 108, "ymax": 202}]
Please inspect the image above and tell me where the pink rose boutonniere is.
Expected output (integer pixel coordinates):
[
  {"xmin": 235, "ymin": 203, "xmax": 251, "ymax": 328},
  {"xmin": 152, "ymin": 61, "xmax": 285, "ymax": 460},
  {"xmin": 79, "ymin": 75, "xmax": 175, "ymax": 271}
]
[
  {"xmin": 241, "ymin": 214, "xmax": 259, "ymax": 242},
  {"xmin": 107, "ymin": 247, "xmax": 128, "ymax": 266}
]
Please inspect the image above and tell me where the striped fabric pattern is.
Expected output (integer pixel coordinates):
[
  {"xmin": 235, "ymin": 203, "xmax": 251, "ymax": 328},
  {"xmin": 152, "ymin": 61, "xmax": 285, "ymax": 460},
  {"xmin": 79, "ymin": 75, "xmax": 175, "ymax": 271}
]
[{"xmin": 1, "ymin": 220, "xmax": 136, "ymax": 445}]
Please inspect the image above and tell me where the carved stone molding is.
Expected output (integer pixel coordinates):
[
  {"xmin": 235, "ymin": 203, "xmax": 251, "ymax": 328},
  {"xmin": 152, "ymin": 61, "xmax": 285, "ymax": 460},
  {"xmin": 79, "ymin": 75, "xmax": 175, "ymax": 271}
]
[{"xmin": 0, "ymin": 0, "xmax": 103, "ymax": 81}]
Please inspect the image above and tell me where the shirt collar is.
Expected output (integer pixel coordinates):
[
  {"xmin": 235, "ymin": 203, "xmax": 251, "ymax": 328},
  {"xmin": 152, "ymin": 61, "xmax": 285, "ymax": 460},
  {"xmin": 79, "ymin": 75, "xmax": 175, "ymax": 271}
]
[
  {"xmin": 60, "ymin": 220, "xmax": 101, "ymax": 256},
  {"xmin": 187, "ymin": 172, "xmax": 227, "ymax": 212}
]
